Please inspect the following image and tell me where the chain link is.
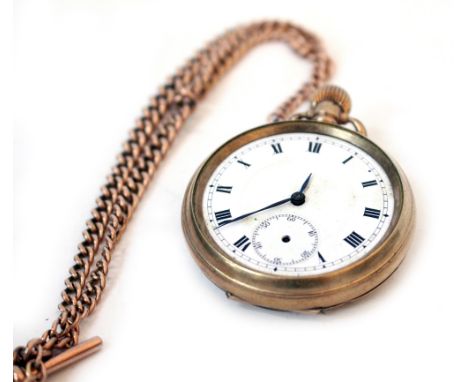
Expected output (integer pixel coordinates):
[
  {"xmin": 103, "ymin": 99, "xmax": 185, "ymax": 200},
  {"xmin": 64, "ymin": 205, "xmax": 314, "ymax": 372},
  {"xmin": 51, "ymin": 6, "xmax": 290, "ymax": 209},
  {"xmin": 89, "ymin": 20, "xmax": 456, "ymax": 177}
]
[{"xmin": 13, "ymin": 20, "xmax": 332, "ymax": 381}]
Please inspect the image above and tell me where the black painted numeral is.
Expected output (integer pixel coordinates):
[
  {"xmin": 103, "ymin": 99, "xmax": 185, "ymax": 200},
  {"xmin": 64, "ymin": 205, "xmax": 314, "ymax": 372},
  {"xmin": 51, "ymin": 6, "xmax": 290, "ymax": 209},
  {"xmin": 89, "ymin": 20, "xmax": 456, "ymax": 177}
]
[
  {"xmin": 362, "ymin": 180, "xmax": 378, "ymax": 188},
  {"xmin": 364, "ymin": 207, "xmax": 381, "ymax": 219},
  {"xmin": 271, "ymin": 143, "xmax": 283, "ymax": 154},
  {"xmin": 234, "ymin": 235, "xmax": 251, "ymax": 251},
  {"xmin": 215, "ymin": 209, "xmax": 232, "ymax": 225},
  {"xmin": 308, "ymin": 142, "xmax": 322, "ymax": 153},
  {"xmin": 344, "ymin": 231, "xmax": 365, "ymax": 248},
  {"xmin": 318, "ymin": 251, "xmax": 326, "ymax": 263},
  {"xmin": 216, "ymin": 186, "xmax": 232, "ymax": 194},
  {"xmin": 342, "ymin": 156, "xmax": 353, "ymax": 164},
  {"xmin": 237, "ymin": 159, "xmax": 251, "ymax": 168}
]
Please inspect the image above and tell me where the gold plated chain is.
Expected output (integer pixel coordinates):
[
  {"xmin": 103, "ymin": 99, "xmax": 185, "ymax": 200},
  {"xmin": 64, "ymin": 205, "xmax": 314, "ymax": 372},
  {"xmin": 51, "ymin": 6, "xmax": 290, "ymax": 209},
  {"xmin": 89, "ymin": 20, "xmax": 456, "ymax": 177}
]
[{"xmin": 13, "ymin": 21, "xmax": 332, "ymax": 381}]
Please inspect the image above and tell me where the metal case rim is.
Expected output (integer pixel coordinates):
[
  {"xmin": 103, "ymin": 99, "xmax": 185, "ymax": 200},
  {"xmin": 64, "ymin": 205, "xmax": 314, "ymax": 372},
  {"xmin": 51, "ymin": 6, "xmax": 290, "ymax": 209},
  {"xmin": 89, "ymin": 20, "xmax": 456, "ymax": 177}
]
[{"xmin": 182, "ymin": 120, "xmax": 415, "ymax": 311}]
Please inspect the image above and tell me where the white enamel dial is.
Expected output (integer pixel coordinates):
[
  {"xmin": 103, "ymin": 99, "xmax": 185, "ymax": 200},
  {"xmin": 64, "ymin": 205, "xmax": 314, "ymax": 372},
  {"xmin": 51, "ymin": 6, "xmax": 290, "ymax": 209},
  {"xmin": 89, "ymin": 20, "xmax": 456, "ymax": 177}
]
[{"xmin": 203, "ymin": 132, "xmax": 394, "ymax": 276}]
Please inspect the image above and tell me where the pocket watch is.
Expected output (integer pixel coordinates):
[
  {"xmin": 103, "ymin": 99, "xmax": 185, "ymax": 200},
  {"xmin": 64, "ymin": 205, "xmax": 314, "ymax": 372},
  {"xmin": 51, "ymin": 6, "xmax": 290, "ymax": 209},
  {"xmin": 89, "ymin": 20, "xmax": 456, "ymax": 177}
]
[
  {"xmin": 14, "ymin": 21, "xmax": 415, "ymax": 381},
  {"xmin": 182, "ymin": 85, "xmax": 415, "ymax": 312}
]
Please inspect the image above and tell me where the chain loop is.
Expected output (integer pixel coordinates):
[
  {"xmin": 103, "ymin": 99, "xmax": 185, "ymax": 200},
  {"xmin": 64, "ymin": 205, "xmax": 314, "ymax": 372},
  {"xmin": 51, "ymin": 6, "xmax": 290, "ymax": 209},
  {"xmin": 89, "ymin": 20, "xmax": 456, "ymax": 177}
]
[{"xmin": 13, "ymin": 20, "xmax": 332, "ymax": 380}]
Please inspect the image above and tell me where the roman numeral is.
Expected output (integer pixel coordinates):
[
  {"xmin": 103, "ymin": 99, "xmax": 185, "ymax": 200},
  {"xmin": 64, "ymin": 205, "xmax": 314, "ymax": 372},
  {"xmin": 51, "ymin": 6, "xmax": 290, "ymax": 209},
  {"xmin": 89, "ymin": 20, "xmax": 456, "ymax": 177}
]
[
  {"xmin": 233, "ymin": 235, "xmax": 251, "ymax": 251},
  {"xmin": 318, "ymin": 252, "xmax": 326, "ymax": 263},
  {"xmin": 214, "ymin": 209, "xmax": 232, "ymax": 225},
  {"xmin": 364, "ymin": 207, "xmax": 381, "ymax": 219},
  {"xmin": 271, "ymin": 143, "xmax": 283, "ymax": 154},
  {"xmin": 308, "ymin": 142, "xmax": 322, "ymax": 153},
  {"xmin": 362, "ymin": 180, "xmax": 378, "ymax": 188},
  {"xmin": 216, "ymin": 185, "xmax": 232, "ymax": 194},
  {"xmin": 237, "ymin": 159, "xmax": 251, "ymax": 168},
  {"xmin": 344, "ymin": 231, "xmax": 365, "ymax": 248},
  {"xmin": 342, "ymin": 155, "xmax": 353, "ymax": 164}
]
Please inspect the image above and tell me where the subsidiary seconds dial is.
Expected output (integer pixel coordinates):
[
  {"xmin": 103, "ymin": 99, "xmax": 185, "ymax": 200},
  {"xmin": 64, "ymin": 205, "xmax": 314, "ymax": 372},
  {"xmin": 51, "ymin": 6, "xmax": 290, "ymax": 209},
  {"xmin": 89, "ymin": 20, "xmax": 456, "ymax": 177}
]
[
  {"xmin": 252, "ymin": 214, "xmax": 319, "ymax": 267},
  {"xmin": 203, "ymin": 132, "xmax": 394, "ymax": 276}
]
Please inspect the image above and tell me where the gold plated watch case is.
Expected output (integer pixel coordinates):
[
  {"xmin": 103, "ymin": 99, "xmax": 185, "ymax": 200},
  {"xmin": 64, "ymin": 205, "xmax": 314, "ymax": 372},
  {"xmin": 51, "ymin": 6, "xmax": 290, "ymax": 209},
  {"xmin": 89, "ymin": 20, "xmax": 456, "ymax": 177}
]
[{"xmin": 182, "ymin": 120, "xmax": 415, "ymax": 312}]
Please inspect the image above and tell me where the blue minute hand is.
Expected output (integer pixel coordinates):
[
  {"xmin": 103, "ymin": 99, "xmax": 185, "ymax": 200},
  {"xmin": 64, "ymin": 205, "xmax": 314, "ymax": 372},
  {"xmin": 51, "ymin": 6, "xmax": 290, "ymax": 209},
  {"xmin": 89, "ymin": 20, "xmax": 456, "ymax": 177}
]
[
  {"xmin": 217, "ymin": 173, "xmax": 312, "ymax": 228},
  {"xmin": 216, "ymin": 197, "xmax": 291, "ymax": 228}
]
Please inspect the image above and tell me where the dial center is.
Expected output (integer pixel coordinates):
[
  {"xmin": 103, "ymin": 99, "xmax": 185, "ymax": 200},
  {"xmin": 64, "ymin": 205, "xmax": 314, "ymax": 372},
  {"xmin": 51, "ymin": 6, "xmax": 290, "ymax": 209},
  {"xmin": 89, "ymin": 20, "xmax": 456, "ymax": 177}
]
[{"xmin": 290, "ymin": 191, "xmax": 305, "ymax": 206}]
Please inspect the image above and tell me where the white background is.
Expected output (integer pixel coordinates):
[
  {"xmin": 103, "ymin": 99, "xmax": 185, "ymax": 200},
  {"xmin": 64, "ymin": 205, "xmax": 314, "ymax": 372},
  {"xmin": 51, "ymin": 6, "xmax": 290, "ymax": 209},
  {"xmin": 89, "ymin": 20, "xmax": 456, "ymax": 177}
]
[{"xmin": 11, "ymin": 1, "xmax": 468, "ymax": 381}]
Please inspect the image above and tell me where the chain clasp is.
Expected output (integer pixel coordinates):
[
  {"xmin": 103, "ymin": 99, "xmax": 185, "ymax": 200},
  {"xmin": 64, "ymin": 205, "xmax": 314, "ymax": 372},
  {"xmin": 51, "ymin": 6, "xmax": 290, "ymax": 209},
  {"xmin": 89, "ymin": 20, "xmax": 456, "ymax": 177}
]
[{"xmin": 45, "ymin": 336, "xmax": 103, "ymax": 376}]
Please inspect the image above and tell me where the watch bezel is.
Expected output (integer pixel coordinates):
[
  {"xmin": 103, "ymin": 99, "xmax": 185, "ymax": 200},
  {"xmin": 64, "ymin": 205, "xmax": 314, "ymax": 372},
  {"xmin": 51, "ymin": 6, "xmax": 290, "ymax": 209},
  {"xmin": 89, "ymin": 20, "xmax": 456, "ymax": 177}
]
[{"xmin": 182, "ymin": 120, "xmax": 415, "ymax": 311}]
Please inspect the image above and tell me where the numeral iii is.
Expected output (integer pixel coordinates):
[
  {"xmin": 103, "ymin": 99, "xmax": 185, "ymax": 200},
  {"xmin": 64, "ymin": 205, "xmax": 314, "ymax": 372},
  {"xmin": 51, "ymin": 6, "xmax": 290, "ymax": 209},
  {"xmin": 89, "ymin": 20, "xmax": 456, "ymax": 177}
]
[{"xmin": 363, "ymin": 207, "xmax": 381, "ymax": 219}]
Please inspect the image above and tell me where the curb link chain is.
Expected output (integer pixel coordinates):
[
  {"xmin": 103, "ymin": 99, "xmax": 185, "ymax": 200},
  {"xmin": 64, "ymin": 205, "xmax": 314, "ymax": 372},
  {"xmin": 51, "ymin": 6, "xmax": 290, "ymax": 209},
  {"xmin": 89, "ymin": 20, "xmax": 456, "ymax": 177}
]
[{"xmin": 13, "ymin": 20, "xmax": 332, "ymax": 381}]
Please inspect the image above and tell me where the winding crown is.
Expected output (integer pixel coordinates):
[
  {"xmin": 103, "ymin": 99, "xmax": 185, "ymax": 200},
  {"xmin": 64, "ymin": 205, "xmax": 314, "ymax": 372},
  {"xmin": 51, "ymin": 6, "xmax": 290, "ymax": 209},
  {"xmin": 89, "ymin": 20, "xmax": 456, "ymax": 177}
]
[{"xmin": 309, "ymin": 85, "xmax": 352, "ymax": 123}]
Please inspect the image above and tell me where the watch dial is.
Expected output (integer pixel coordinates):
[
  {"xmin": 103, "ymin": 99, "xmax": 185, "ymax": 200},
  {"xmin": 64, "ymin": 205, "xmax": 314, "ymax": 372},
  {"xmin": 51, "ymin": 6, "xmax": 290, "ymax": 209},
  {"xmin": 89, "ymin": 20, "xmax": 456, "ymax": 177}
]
[{"xmin": 202, "ymin": 132, "xmax": 394, "ymax": 276}]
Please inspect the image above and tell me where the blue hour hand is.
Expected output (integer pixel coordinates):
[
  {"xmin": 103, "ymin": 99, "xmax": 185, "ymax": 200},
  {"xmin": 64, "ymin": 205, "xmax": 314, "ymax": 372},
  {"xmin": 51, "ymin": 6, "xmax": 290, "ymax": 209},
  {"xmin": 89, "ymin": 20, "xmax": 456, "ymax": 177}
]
[{"xmin": 299, "ymin": 173, "xmax": 312, "ymax": 193}]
